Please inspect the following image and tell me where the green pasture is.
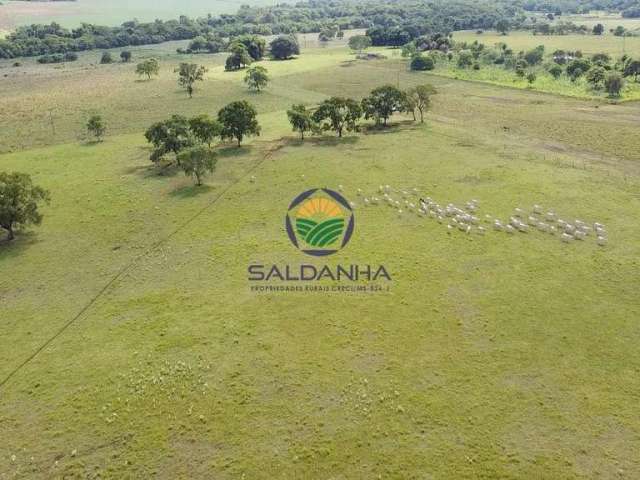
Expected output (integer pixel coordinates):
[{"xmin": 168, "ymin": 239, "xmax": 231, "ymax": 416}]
[
  {"xmin": 453, "ymin": 29, "xmax": 640, "ymax": 57},
  {"xmin": 1, "ymin": 39, "xmax": 640, "ymax": 479}
]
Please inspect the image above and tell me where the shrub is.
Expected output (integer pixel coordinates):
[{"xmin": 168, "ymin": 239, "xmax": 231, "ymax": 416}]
[
  {"xmin": 100, "ymin": 52, "xmax": 113, "ymax": 64},
  {"xmin": 410, "ymin": 54, "xmax": 434, "ymax": 71}
]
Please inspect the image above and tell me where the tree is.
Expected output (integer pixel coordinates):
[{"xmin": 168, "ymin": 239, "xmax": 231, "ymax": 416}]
[
  {"xmin": 313, "ymin": 97, "xmax": 362, "ymax": 137},
  {"xmin": 244, "ymin": 65, "xmax": 269, "ymax": 92},
  {"xmin": 348, "ymin": 35, "xmax": 372, "ymax": 55},
  {"xmin": 287, "ymin": 104, "xmax": 314, "ymax": 140},
  {"xmin": 0, "ymin": 172, "xmax": 50, "ymax": 241},
  {"xmin": 612, "ymin": 25, "xmax": 626, "ymax": 36},
  {"xmin": 586, "ymin": 66, "xmax": 606, "ymax": 88},
  {"xmin": 120, "ymin": 50, "xmax": 132, "ymax": 62},
  {"xmin": 457, "ymin": 50, "xmax": 474, "ymax": 68},
  {"xmin": 145, "ymin": 115, "xmax": 193, "ymax": 164},
  {"xmin": 567, "ymin": 58, "xmax": 591, "ymax": 80},
  {"xmin": 592, "ymin": 23, "xmax": 604, "ymax": 35},
  {"xmin": 177, "ymin": 146, "xmax": 217, "ymax": 186},
  {"xmin": 524, "ymin": 45, "xmax": 545, "ymax": 66},
  {"xmin": 604, "ymin": 72, "xmax": 624, "ymax": 97},
  {"xmin": 225, "ymin": 43, "xmax": 253, "ymax": 71},
  {"xmin": 361, "ymin": 85, "xmax": 407, "ymax": 126},
  {"xmin": 231, "ymin": 35, "xmax": 266, "ymax": 61},
  {"xmin": 86, "ymin": 115, "xmax": 106, "ymax": 142},
  {"xmin": 218, "ymin": 100, "xmax": 261, "ymax": 146},
  {"xmin": 100, "ymin": 52, "xmax": 113, "ymax": 64},
  {"xmin": 549, "ymin": 64, "xmax": 563, "ymax": 79},
  {"xmin": 410, "ymin": 54, "xmax": 434, "ymax": 71},
  {"xmin": 406, "ymin": 84, "xmax": 437, "ymax": 123},
  {"xmin": 591, "ymin": 53, "xmax": 611, "ymax": 67},
  {"xmin": 270, "ymin": 35, "xmax": 300, "ymax": 60},
  {"xmin": 175, "ymin": 63, "xmax": 207, "ymax": 98},
  {"xmin": 623, "ymin": 59, "xmax": 640, "ymax": 81},
  {"xmin": 495, "ymin": 19, "xmax": 510, "ymax": 35},
  {"xmin": 526, "ymin": 72, "xmax": 537, "ymax": 85},
  {"xmin": 189, "ymin": 114, "xmax": 222, "ymax": 147},
  {"xmin": 136, "ymin": 58, "xmax": 159, "ymax": 80}
]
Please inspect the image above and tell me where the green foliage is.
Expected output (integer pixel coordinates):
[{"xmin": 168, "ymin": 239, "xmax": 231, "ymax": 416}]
[
  {"xmin": 100, "ymin": 52, "xmax": 113, "ymax": 64},
  {"xmin": 120, "ymin": 51, "xmax": 132, "ymax": 63},
  {"xmin": 184, "ymin": 34, "xmax": 226, "ymax": 54},
  {"xmin": 457, "ymin": 50, "xmax": 474, "ymax": 68},
  {"xmin": 567, "ymin": 58, "xmax": 591, "ymax": 81},
  {"xmin": 144, "ymin": 115, "xmax": 193, "ymax": 164},
  {"xmin": 405, "ymin": 84, "xmax": 437, "ymax": 123},
  {"xmin": 526, "ymin": 71, "xmax": 537, "ymax": 84},
  {"xmin": 319, "ymin": 26, "xmax": 339, "ymax": 42},
  {"xmin": 232, "ymin": 35, "xmax": 266, "ymax": 61},
  {"xmin": 37, "ymin": 52, "xmax": 77, "ymax": 64},
  {"xmin": 225, "ymin": 43, "xmax": 253, "ymax": 71},
  {"xmin": 586, "ymin": 66, "xmax": 607, "ymax": 88},
  {"xmin": 523, "ymin": 45, "xmax": 544, "ymax": 66},
  {"xmin": 592, "ymin": 23, "xmax": 604, "ymax": 35},
  {"xmin": 495, "ymin": 18, "xmax": 510, "ymax": 35},
  {"xmin": 549, "ymin": 64, "xmax": 563, "ymax": 79},
  {"xmin": 135, "ymin": 58, "xmax": 159, "ymax": 80},
  {"xmin": 410, "ymin": 54, "xmax": 435, "ymax": 71},
  {"xmin": 604, "ymin": 72, "xmax": 625, "ymax": 96},
  {"xmin": 515, "ymin": 59, "xmax": 528, "ymax": 77},
  {"xmin": 312, "ymin": 97, "xmax": 362, "ymax": 137},
  {"xmin": 287, "ymin": 104, "xmax": 315, "ymax": 140},
  {"xmin": 244, "ymin": 65, "xmax": 269, "ymax": 92},
  {"xmin": 270, "ymin": 35, "xmax": 300, "ymax": 60},
  {"xmin": 176, "ymin": 146, "xmax": 217, "ymax": 186},
  {"xmin": 361, "ymin": 85, "xmax": 408, "ymax": 126},
  {"xmin": 218, "ymin": 100, "xmax": 261, "ymax": 146},
  {"xmin": 623, "ymin": 59, "xmax": 640, "ymax": 81},
  {"xmin": 188, "ymin": 115, "xmax": 222, "ymax": 147},
  {"xmin": 0, "ymin": 171, "xmax": 50, "ymax": 241},
  {"xmin": 0, "ymin": 0, "xmax": 526, "ymax": 59},
  {"xmin": 86, "ymin": 115, "xmax": 106, "ymax": 142},
  {"xmin": 591, "ymin": 53, "xmax": 611, "ymax": 67},
  {"xmin": 348, "ymin": 35, "xmax": 372, "ymax": 54},
  {"xmin": 175, "ymin": 63, "xmax": 207, "ymax": 98}
]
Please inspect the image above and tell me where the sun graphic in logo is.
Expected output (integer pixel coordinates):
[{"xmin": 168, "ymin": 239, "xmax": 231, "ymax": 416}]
[{"xmin": 285, "ymin": 188, "xmax": 355, "ymax": 256}]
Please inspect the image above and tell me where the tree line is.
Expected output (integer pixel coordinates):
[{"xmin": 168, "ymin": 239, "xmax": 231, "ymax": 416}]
[{"xmin": 0, "ymin": 0, "xmax": 539, "ymax": 59}]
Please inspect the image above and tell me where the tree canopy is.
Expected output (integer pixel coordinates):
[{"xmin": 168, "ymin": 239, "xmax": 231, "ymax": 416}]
[
  {"xmin": 312, "ymin": 97, "xmax": 362, "ymax": 137},
  {"xmin": 175, "ymin": 63, "xmax": 207, "ymax": 98},
  {"xmin": 0, "ymin": 172, "xmax": 50, "ymax": 241},
  {"xmin": 136, "ymin": 58, "xmax": 160, "ymax": 80},
  {"xmin": 218, "ymin": 101, "xmax": 261, "ymax": 146},
  {"xmin": 362, "ymin": 85, "xmax": 407, "ymax": 126},
  {"xmin": 244, "ymin": 66, "xmax": 269, "ymax": 92},
  {"xmin": 269, "ymin": 35, "xmax": 300, "ymax": 60}
]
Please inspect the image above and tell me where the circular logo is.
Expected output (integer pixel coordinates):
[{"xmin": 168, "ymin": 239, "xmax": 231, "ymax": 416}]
[{"xmin": 285, "ymin": 188, "xmax": 355, "ymax": 256}]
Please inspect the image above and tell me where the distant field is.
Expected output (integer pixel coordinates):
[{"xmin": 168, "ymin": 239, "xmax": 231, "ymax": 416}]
[
  {"xmin": 453, "ymin": 29, "xmax": 640, "ymax": 57},
  {"xmin": 1, "ymin": 36, "xmax": 640, "ymax": 479},
  {"xmin": 562, "ymin": 12, "xmax": 640, "ymax": 32},
  {"xmin": 0, "ymin": 0, "xmax": 278, "ymax": 30}
]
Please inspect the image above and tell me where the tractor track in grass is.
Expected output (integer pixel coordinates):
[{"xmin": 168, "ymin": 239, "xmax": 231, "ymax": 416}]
[{"xmin": 0, "ymin": 139, "xmax": 287, "ymax": 390}]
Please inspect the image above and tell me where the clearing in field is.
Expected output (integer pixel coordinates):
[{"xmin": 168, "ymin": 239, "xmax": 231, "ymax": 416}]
[{"xmin": 1, "ymin": 31, "xmax": 639, "ymax": 479}]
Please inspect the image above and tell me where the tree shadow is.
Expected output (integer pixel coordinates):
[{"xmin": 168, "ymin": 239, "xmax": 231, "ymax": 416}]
[
  {"xmin": 169, "ymin": 184, "xmax": 214, "ymax": 198},
  {"xmin": 81, "ymin": 139, "xmax": 104, "ymax": 147},
  {"xmin": 362, "ymin": 120, "xmax": 419, "ymax": 135},
  {"xmin": 304, "ymin": 135, "xmax": 360, "ymax": 147},
  {"xmin": 216, "ymin": 144, "xmax": 252, "ymax": 158},
  {"xmin": 0, "ymin": 231, "xmax": 40, "ymax": 258}
]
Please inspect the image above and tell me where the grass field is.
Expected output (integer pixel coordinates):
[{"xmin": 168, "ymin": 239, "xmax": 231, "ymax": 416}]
[
  {"xmin": 0, "ymin": 0, "xmax": 279, "ymax": 29},
  {"xmin": 1, "ymin": 35, "xmax": 640, "ymax": 479}
]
